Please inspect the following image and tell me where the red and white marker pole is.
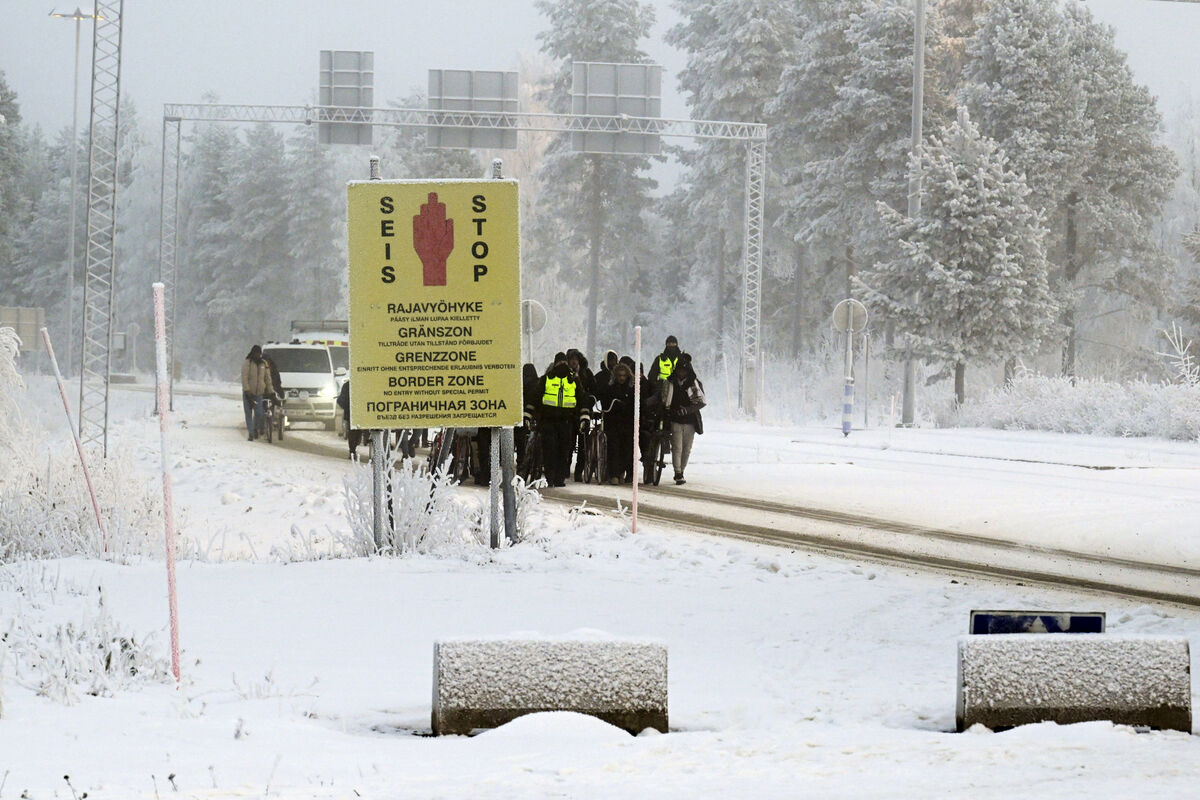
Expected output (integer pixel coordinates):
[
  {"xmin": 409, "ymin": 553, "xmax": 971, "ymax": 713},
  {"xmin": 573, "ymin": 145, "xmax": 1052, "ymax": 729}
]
[
  {"xmin": 152, "ymin": 283, "xmax": 181, "ymax": 683},
  {"xmin": 632, "ymin": 326, "xmax": 641, "ymax": 533},
  {"xmin": 39, "ymin": 327, "xmax": 108, "ymax": 553}
]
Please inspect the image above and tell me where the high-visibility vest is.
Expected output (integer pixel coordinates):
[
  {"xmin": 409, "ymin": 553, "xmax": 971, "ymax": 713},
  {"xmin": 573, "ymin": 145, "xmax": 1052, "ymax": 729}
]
[
  {"xmin": 657, "ymin": 356, "xmax": 678, "ymax": 381},
  {"xmin": 542, "ymin": 376, "xmax": 577, "ymax": 408}
]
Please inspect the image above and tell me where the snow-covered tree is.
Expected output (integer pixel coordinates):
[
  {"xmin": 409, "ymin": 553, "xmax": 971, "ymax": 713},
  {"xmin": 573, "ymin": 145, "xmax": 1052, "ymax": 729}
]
[
  {"xmin": 859, "ymin": 110, "xmax": 1057, "ymax": 405},
  {"xmin": 1055, "ymin": 3, "xmax": 1178, "ymax": 374},
  {"xmin": 962, "ymin": 0, "xmax": 1177, "ymax": 378},
  {"xmin": 175, "ymin": 118, "xmax": 240, "ymax": 374},
  {"xmin": 284, "ymin": 128, "xmax": 347, "ymax": 319},
  {"xmin": 530, "ymin": 0, "xmax": 659, "ymax": 356},
  {"xmin": 666, "ymin": 0, "xmax": 801, "ymax": 358},
  {"xmin": 774, "ymin": 0, "xmax": 950, "ymax": 295}
]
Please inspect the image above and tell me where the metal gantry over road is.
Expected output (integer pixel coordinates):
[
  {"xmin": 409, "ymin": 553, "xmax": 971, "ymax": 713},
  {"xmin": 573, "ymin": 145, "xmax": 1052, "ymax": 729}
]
[{"xmin": 157, "ymin": 103, "xmax": 768, "ymax": 413}]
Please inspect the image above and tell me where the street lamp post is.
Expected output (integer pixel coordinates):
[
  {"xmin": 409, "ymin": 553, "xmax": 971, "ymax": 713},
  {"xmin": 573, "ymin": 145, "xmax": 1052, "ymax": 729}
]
[
  {"xmin": 50, "ymin": 7, "xmax": 99, "ymax": 378},
  {"xmin": 901, "ymin": 0, "xmax": 925, "ymax": 426}
]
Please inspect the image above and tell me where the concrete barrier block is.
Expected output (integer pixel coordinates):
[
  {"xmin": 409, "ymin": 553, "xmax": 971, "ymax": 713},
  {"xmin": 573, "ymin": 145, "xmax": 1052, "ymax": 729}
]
[
  {"xmin": 432, "ymin": 635, "xmax": 668, "ymax": 735},
  {"xmin": 957, "ymin": 634, "xmax": 1191, "ymax": 732}
]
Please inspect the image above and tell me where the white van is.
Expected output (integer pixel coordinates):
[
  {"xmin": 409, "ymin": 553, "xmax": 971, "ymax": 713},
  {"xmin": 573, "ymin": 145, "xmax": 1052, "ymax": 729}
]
[{"xmin": 262, "ymin": 343, "xmax": 341, "ymax": 430}]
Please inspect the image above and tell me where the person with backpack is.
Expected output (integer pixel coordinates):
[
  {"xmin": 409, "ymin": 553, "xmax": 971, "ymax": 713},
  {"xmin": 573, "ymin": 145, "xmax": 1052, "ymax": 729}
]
[
  {"xmin": 240, "ymin": 345, "xmax": 270, "ymax": 441},
  {"xmin": 664, "ymin": 354, "xmax": 706, "ymax": 485}
]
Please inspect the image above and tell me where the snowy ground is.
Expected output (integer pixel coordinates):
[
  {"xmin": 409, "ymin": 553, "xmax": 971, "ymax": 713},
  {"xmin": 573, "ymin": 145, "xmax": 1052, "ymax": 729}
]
[{"xmin": 2, "ymin": 379, "xmax": 1200, "ymax": 798}]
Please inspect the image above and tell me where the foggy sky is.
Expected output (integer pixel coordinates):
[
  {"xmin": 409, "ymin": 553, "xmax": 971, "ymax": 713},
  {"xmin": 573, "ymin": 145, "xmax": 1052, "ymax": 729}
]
[{"xmin": 2, "ymin": 1, "xmax": 1198, "ymax": 140}]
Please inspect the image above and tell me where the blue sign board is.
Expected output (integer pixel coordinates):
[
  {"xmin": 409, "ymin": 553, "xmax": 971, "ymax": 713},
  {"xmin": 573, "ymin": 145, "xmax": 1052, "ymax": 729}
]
[{"xmin": 969, "ymin": 610, "xmax": 1105, "ymax": 635}]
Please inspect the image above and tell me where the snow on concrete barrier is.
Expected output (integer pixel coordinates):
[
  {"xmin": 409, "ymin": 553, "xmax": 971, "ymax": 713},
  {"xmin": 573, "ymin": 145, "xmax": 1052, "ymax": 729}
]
[
  {"xmin": 432, "ymin": 635, "xmax": 668, "ymax": 735},
  {"xmin": 957, "ymin": 634, "xmax": 1191, "ymax": 732}
]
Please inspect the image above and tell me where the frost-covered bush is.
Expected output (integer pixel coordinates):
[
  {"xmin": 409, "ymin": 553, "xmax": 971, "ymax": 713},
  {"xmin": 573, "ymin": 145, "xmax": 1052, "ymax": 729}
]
[
  {"xmin": 0, "ymin": 567, "xmax": 174, "ymax": 704},
  {"xmin": 0, "ymin": 332, "xmax": 164, "ymax": 562},
  {"xmin": 343, "ymin": 448, "xmax": 485, "ymax": 557},
  {"xmin": 340, "ymin": 439, "xmax": 547, "ymax": 558},
  {"xmin": 955, "ymin": 372, "xmax": 1200, "ymax": 440}
]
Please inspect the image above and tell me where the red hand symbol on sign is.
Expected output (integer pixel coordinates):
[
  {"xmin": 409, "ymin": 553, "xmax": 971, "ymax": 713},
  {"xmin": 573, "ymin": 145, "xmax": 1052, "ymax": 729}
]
[{"xmin": 412, "ymin": 192, "xmax": 454, "ymax": 286}]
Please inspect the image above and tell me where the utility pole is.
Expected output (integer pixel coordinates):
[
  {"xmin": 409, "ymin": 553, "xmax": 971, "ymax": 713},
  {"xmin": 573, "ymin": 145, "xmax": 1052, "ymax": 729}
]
[
  {"xmin": 50, "ymin": 7, "xmax": 100, "ymax": 379},
  {"xmin": 901, "ymin": 0, "xmax": 925, "ymax": 426}
]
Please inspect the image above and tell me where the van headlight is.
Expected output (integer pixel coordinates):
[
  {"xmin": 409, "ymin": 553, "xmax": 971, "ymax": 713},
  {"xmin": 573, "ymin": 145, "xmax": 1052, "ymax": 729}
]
[{"xmin": 317, "ymin": 384, "xmax": 337, "ymax": 398}]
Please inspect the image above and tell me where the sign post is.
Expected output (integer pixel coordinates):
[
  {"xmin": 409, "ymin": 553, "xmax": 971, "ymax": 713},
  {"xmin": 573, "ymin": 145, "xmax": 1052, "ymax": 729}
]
[
  {"xmin": 832, "ymin": 298, "xmax": 868, "ymax": 438},
  {"xmin": 348, "ymin": 175, "xmax": 521, "ymax": 548}
]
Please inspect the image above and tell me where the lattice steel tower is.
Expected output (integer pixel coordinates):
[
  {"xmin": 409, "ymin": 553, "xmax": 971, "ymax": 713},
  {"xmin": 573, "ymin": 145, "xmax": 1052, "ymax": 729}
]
[{"xmin": 78, "ymin": 0, "xmax": 124, "ymax": 455}]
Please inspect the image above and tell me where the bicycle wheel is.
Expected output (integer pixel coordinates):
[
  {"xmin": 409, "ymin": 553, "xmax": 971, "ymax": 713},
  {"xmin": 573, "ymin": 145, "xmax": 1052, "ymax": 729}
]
[
  {"xmin": 650, "ymin": 434, "xmax": 665, "ymax": 486},
  {"xmin": 451, "ymin": 436, "xmax": 472, "ymax": 484},
  {"xmin": 596, "ymin": 431, "xmax": 608, "ymax": 483},
  {"xmin": 264, "ymin": 405, "xmax": 273, "ymax": 443},
  {"xmin": 523, "ymin": 431, "xmax": 547, "ymax": 482},
  {"xmin": 275, "ymin": 406, "xmax": 285, "ymax": 441},
  {"xmin": 582, "ymin": 432, "xmax": 596, "ymax": 483}
]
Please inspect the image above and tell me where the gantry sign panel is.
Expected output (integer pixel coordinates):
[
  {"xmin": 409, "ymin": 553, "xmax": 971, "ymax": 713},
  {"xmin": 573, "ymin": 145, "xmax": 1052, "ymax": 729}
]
[
  {"xmin": 427, "ymin": 70, "xmax": 519, "ymax": 150},
  {"xmin": 571, "ymin": 62, "xmax": 662, "ymax": 155},
  {"xmin": 346, "ymin": 179, "xmax": 522, "ymax": 429},
  {"xmin": 319, "ymin": 50, "xmax": 374, "ymax": 145}
]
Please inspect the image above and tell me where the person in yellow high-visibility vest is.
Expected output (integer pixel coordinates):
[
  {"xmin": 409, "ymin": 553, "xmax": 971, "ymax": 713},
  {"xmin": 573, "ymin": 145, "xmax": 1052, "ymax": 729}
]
[
  {"xmin": 525, "ymin": 352, "xmax": 593, "ymax": 487},
  {"xmin": 652, "ymin": 335, "xmax": 682, "ymax": 385}
]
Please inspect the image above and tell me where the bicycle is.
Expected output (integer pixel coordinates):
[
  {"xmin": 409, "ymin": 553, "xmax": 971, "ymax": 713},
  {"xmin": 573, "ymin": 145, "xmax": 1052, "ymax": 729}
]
[
  {"xmin": 428, "ymin": 427, "xmax": 456, "ymax": 475},
  {"xmin": 269, "ymin": 394, "xmax": 284, "ymax": 442},
  {"xmin": 517, "ymin": 423, "xmax": 544, "ymax": 485},
  {"xmin": 641, "ymin": 412, "xmax": 669, "ymax": 486},
  {"xmin": 256, "ymin": 394, "xmax": 279, "ymax": 443},
  {"xmin": 449, "ymin": 429, "xmax": 475, "ymax": 484},
  {"xmin": 584, "ymin": 398, "xmax": 621, "ymax": 484}
]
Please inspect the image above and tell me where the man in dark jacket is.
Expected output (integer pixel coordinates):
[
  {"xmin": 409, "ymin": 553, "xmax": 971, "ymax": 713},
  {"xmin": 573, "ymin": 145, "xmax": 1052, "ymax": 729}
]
[{"xmin": 526, "ymin": 352, "xmax": 592, "ymax": 487}]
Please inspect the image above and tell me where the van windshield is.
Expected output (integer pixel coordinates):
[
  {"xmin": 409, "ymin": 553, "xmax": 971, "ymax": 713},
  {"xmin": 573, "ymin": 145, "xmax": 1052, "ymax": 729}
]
[{"xmin": 265, "ymin": 348, "xmax": 329, "ymax": 373}]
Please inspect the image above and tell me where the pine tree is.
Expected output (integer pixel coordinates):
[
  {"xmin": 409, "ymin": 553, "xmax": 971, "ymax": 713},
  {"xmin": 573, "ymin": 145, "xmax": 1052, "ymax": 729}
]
[
  {"xmin": 773, "ymin": 0, "xmax": 950, "ymax": 295},
  {"xmin": 666, "ymin": 0, "xmax": 801, "ymax": 357},
  {"xmin": 860, "ymin": 110, "xmax": 1058, "ymax": 405},
  {"xmin": 530, "ymin": 0, "xmax": 659, "ymax": 357},
  {"xmin": 1056, "ymin": 4, "xmax": 1178, "ymax": 373},
  {"xmin": 176, "ymin": 119, "xmax": 240, "ymax": 373},
  {"xmin": 284, "ymin": 128, "xmax": 346, "ymax": 319},
  {"xmin": 0, "ymin": 72, "xmax": 24, "ymax": 293}
]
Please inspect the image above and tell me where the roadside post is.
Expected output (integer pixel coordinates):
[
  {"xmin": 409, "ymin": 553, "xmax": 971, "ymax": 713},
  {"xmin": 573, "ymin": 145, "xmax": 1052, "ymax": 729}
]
[
  {"xmin": 151, "ymin": 283, "xmax": 182, "ymax": 682},
  {"xmin": 40, "ymin": 326, "xmax": 108, "ymax": 552},
  {"xmin": 347, "ymin": 164, "xmax": 522, "ymax": 551},
  {"xmin": 832, "ymin": 298, "xmax": 868, "ymax": 437},
  {"xmin": 491, "ymin": 159, "xmax": 519, "ymax": 546}
]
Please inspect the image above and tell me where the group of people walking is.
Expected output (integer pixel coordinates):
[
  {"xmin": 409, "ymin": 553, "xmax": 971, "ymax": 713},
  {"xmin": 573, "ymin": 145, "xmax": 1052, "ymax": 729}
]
[
  {"xmin": 244, "ymin": 335, "xmax": 707, "ymax": 489},
  {"xmin": 523, "ymin": 335, "xmax": 706, "ymax": 487}
]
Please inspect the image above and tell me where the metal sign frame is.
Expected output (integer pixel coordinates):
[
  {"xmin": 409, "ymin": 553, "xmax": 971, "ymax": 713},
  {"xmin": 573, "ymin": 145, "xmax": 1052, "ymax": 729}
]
[
  {"xmin": 159, "ymin": 103, "xmax": 766, "ymax": 413},
  {"xmin": 570, "ymin": 62, "xmax": 663, "ymax": 155},
  {"xmin": 427, "ymin": 69, "xmax": 518, "ymax": 150},
  {"xmin": 319, "ymin": 50, "xmax": 374, "ymax": 145}
]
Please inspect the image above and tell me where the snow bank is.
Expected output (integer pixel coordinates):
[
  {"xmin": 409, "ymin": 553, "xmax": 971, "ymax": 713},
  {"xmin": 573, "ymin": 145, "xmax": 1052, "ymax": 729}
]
[
  {"xmin": 432, "ymin": 635, "xmax": 668, "ymax": 735},
  {"xmin": 956, "ymin": 634, "xmax": 1191, "ymax": 732}
]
